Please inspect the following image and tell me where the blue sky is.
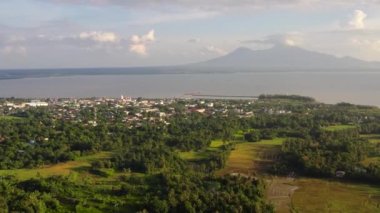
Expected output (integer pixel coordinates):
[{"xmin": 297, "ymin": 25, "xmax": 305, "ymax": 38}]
[{"xmin": 1, "ymin": 0, "xmax": 380, "ymax": 69}]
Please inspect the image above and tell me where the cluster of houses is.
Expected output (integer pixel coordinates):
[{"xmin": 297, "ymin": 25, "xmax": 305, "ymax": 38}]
[
  {"xmin": 0, "ymin": 96, "xmax": 295, "ymax": 128},
  {"xmin": 3, "ymin": 100, "xmax": 49, "ymax": 109}
]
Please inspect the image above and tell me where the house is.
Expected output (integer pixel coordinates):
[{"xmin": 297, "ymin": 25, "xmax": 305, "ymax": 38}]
[
  {"xmin": 335, "ymin": 171, "xmax": 346, "ymax": 178},
  {"xmin": 26, "ymin": 100, "xmax": 48, "ymax": 107},
  {"xmin": 207, "ymin": 103, "xmax": 214, "ymax": 108},
  {"xmin": 195, "ymin": 108, "xmax": 206, "ymax": 113}
]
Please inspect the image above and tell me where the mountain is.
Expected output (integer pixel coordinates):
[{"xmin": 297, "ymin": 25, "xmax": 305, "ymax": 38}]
[
  {"xmin": 1, "ymin": 45, "xmax": 379, "ymax": 80},
  {"xmin": 188, "ymin": 45, "xmax": 380, "ymax": 71}
]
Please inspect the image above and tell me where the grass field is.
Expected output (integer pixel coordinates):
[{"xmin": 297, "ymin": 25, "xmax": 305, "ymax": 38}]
[
  {"xmin": 178, "ymin": 151, "xmax": 210, "ymax": 161},
  {"xmin": 360, "ymin": 134, "xmax": 380, "ymax": 166},
  {"xmin": 0, "ymin": 115, "xmax": 22, "ymax": 121},
  {"xmin": 217, "ymin": 138, "xmax": 285, "ymax": 176},
  {"xmin": 361, "ymin": 134, "xmax": 380, "ymax": 144},
  {"xmin": 215, "ymin": 137, "xmax": 380, "ymax": 213},
  {"xmin": 233, "ymin": 130, "xmax": 245, "ymax": 140},
  {"xmin": 291, "ymin": 178, "xmax": 380, "ymax": 213},
  {"xmin": 178, "ymin": 139, "xmax": 228, "ymax": 161},
  {"xmin": 322, "ymin": 125, "xmax": 357, "ymax": 131},
  {"xmin": 0, "ymin": 152, "xmax": 112, "ymax": 180},
  {"xmin": 209, "ymin": 139, "xmax": 226, "ymax": 148},
  {"xmin": 361, "ymin": 157, "xmax": 380, "ymax": 166}
]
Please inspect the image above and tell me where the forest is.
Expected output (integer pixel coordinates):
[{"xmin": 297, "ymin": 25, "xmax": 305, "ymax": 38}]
[{"xmin": 0, "ymin": 95, "xmax": 379, "ymax": 212}]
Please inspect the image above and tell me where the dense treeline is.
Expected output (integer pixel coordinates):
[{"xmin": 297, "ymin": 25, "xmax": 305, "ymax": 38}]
[
  {"xmin": 110, "ymin": 142, "xmax": 185, "ymax": 173},
  {"xmin": 166, "ymin": 114, "xmax": 239, "ymax": 150},
  {"xmin": 258, "ymin": 94, "xmax": 315, "ymax": 102},
  {"xmin": 0, "ymin": 109, "xmax": 242, "ymax": 169},
  {"xmin": 0, "ymin": 173, "xmax": 274, "ymax": 213},
  {"xmin": 0, "ymin": 116, "xmax": 123, "ymax": 169},
  {"xmin": 275, "ymin": 127, "xmax": 380, "ymax": 182},
  {"xmin": 143, "ymin": 173, "xmax": 274, "ymax": 213}
]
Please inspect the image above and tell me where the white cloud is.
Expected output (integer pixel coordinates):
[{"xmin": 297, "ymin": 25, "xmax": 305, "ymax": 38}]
[
  {"xmin": 40, "ymin": 1, "xmax": 379, "ymax": 11},
  {"xmin": 346, "ymin": 10, "xmax": 368, "ymax": 30},
  {"xmin": 129, "ymin": 44, "xmax": 147, "ymax": 56},
  {"xmin": 129, "ymin": 30, "xmax": 155, "ymax": 56},
  {"xmin": 242, "ymin": 32, "xmax": 304, "ymax": 47},
  {"xmin": 1, "ymin": 45, "xmax": 27, "ymax": 55},
  {"xmin": 351, "ymin": 38, "xmax": 380, "ymax": 51},
  {"xmin": 203, "ymin": 45, "xmax": 227, "ymax": 55},
  {"xmin": 79, "ymin": 31, "xmax": 119, "ymax": 43}
]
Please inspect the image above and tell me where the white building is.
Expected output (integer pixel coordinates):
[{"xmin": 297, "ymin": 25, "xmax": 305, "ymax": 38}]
[{"xmin": 26, "ymin": 100, "xmax": 49, "ymax": 107}]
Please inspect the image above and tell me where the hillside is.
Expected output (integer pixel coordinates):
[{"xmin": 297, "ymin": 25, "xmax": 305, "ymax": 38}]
[{"xmin": 190, "ymin": 45, "xmax": 380, "ymax": 71}]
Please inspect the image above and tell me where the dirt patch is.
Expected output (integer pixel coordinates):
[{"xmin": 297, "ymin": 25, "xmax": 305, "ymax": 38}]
[{"xmin": 266, "ymin": 177, "xmax": 299, "ymax": 213}]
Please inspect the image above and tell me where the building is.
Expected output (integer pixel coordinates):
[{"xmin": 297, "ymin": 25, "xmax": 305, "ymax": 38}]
[{"xmin": 26, "ymin": 100, "xmax": 49, "ymax": 107}]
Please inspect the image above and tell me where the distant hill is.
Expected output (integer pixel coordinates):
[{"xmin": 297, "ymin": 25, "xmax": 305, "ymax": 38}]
[
  {"xmin": 1, "ymin": 45, "xmax": 380, "ymax": 80},
  {"xmin": 188, "ymin": 45, "xmax": 380, "ymax": 71}
]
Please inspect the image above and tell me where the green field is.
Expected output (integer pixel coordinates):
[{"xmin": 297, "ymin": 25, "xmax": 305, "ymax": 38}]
[
  {"xmin": 0, "ymin": 115, "xmax": 22, "ymax": 121},
  {"xmin": 292, "ymin": 178, "xmax": 380, "ymax": 213},
  {"xmin": 0, "ymin": 152, "xmax": 112, "ymax": 180},
  {"xmin": 209, "ymin": 139, "xmax": 226, "ymax": 148},
  {"xmin": 233, "ymin": 130, "xmax": 245, "ymax": 140},
  {"xmin": 178, "ymin": 150, "xmax": 210, "ymax": 161},
  {"xmin": 360, "ymin": 134, "xmax": 380, "ymax": 166},
  {"xmin": 215, "ymin": 137, "xmax": 380, "ymax": 213},
  {"xmin": 178, "ymin": 139, "xmax": 228, "ymax": 161},
  {"xmin": 361, "ymin": 134, "xmax": 380, "ymax": 144},
  {"xmin": 217, "ymin": 138, "xmax": 285, "ymax": 176},
  {"xmin": 322, "ymin": 125, "xmax": 357, "ymax": 131}
]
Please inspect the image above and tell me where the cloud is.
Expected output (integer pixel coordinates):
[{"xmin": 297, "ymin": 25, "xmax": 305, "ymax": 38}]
[
  {"xmin": 346, "ymin": 10, "xmax": 368, "ymax": 30},
  {"xmin": 351, "ymin": 38, "xmax": 380, "ymax": 51},
  {"xmin": 242, "ymin": 33, "xmax": 304, "ymax": 47},
  {"xmin": 129, "ymin": 30, "xmax": 155, "ymax": 56},
  {"xmin": 202, "ymin": 45, "xmax": 227, "ymax": 55},
  {"xmin": 0, "ymin": 30, "xmax": 124, "ymax": 54},
  {"xmin": 40, "ymin": 1, "xmax": 379, "ymax": 11},
  {"xmin": 79, "ymin": 31, "xmax": 119, "ymax": 43},
  {"xmin": 0, "ymin": 35, "xmax": 27, "ymax": 56},
  {"xmin": 1, "ymin": 45, "xmax": 27, "ymax": 55}
]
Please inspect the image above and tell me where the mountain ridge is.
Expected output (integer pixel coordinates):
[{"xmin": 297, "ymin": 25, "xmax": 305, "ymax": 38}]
[
  {"xmin": 189, "ymin": 45, "xmax": 380, "ymax": 71},
  {"xmin": 1, "ymin": 45, "xmax": 379, "ymax": 80}
]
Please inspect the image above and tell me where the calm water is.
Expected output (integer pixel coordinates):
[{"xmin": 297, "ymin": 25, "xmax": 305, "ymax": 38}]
[{"xmin": 1, "ymin": 72, "xmax": 380, "ymax": 106}]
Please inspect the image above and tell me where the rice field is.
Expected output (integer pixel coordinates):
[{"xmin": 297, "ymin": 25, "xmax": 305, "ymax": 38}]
[
  {"xmin": 322, "ymin": 125, "xmax": 357, "ymax": 131},
  {"xmin": 0, "ymin": 152, "xmax": 112, "ymax": 180}
]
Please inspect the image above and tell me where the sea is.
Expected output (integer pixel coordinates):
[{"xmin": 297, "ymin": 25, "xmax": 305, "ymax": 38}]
[{"xmin": 1, "ymin": 71, "xmax": 380, "ymax": 106}]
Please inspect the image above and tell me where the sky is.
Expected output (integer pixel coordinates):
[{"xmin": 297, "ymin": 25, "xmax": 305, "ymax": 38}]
[{"xmin": 1, "ymin": 0, "xmax": 380, "ymax": 69}]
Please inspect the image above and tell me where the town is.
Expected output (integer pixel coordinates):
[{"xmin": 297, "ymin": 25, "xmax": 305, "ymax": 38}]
[{"xmin": 0, "ymin": 96, "xmax": 294, "ymax": 129}]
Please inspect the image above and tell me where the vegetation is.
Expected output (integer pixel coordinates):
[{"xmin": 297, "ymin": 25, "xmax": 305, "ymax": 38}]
[
  {"xmin": 292, "ymin": 178, "xmax": 380, "ymax": 212},
  {"xmin": 1, "ymin": 95, "xmax": 380, "ymax": 212}
]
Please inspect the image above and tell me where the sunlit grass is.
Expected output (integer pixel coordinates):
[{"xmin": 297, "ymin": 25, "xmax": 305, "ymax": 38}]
[
  {"xmin": 178, "ymin": 139, "xmax": 229, "ymax": 161},
  {"xmin": 361, "ymin": 134, "xmax": 380, "ymax": 144},
  {"xmin": 178, "ymin": 151, "xmax": 209, "ymax": 161},
  {"xmin": 0, "ymin": 152, "xmax": 112, "ymax": 180},
  {"xmin": 322, "ymin": 125, "xmax": 357, "ymax": 131},
  {"xmin": 292, "ymin": 178, "xmax": 380, "ymax": 213},
  {"xmin": 217, "ymin": 138, "xmax": 286, "ymax": 175},
  {"xmin": 0, "ymin": 115, "xmax": 23, "ymax": 121},
  {"xmin": 209, "ymin": 139, "xmax": 226, "ymax": 148}
]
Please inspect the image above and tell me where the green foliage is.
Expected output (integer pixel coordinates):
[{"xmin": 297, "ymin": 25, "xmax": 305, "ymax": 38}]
[
  {"xmin": 111, "ymin": 142, "xmax": 186, "ymax": 173},
  {"xmin": 143, "ymin": 173, "xmax": 274, "ymax": 213},
  {"xmin": 244, "ymin": 130, "xmax": 261, "ymax": 142},
  {"xmin": 279, "ymin": 128, "xmax": 378, "ymax": 180},
  {"xmin": 1, "ymin": 96, "xmax": 380, "ymax": 212}
]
